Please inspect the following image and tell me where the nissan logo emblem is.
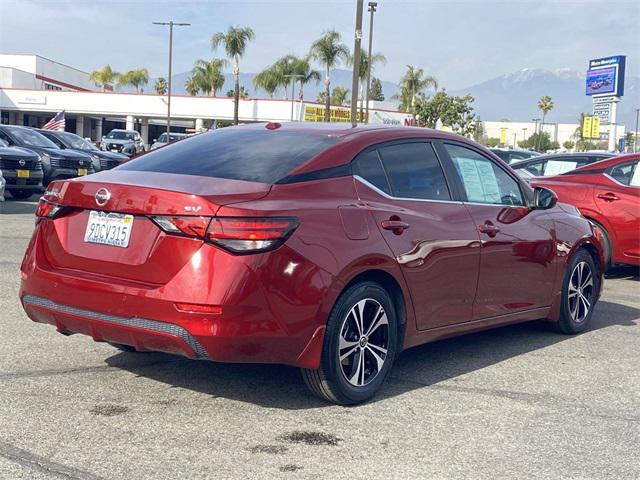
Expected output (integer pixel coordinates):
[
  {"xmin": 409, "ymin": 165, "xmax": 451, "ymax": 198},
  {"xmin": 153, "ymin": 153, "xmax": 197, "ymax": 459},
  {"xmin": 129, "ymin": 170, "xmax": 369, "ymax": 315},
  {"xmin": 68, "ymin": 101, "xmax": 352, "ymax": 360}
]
[
  {"xmin": 95, "ymin": 187, "xmax": 111, "ymax": 207},
  {"xmin": 18, "ymin": 159, "xmax": 26, "ymax": 167}
]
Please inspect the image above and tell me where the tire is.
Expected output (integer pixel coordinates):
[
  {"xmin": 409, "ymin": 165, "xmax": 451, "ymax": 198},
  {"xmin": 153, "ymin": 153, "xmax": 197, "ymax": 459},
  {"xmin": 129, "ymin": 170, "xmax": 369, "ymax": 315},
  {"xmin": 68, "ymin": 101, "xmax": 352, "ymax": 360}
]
[
  {"xmin": 301, "ymin": 281, "xmax": 399, "ymax": 405},
  {"xmin": 9, "ymin": 189, "xmax": 34, "ymax": 200},
  {"xmin": 555, "ymin": 249, "xmax": 599, "ymax": 334},
  {"xmin": 588, "ymin": 220, "xmax": 612, "ymax": 270}
]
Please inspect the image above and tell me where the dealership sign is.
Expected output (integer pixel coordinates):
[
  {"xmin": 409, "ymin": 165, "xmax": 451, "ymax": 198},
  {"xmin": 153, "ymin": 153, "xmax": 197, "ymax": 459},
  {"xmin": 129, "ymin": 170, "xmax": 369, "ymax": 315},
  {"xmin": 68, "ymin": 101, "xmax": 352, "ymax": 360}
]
[
  {"xmin": 593, "ymin": 103, "xmax": 611, "ymax": 123},
  {"xmin": 304, "ymin": 105, "xmax": 367, "ymax": 123},
  {"xmin": 585, "ymin": 55, "xmax": 625, "ymax": 97}
]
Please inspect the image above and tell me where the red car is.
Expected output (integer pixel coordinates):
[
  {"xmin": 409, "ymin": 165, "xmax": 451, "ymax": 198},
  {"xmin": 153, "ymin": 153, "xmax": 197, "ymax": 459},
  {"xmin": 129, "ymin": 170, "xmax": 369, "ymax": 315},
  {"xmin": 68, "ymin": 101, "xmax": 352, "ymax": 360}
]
[
  {"xmin": 20, "ymin": 124, "xmax": 604, "ymax": 404},
  {"xmin": 532, "ymin": 153, "xmax": 640, "ymax": 268}
]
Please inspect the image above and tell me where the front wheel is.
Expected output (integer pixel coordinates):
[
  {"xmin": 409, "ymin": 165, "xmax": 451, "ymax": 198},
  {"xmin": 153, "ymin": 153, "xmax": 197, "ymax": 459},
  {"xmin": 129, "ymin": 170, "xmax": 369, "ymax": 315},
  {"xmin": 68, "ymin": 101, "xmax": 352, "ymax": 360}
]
[
  {"xmin": 555, "ymin": 249, "xmax": 599, "ymax": 334},
  {"xmin": 301, "ymin": 281, "xmax": 399, "ymax": 405}
]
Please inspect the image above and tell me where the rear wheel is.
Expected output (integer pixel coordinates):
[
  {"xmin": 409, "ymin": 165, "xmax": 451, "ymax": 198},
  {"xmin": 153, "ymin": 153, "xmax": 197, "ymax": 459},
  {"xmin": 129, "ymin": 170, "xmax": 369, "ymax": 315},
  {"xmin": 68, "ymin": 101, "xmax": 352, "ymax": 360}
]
[
  {"xmin": 555, "ymin": 249, "xmax": 598, "ymax": 334},
  {"xmin": 301, "ymin": 281, "xmax": 399, "ymax": 405},
  {"xmin": 9, "ymin": 190, "xmax": 34, "ymax": 200}
]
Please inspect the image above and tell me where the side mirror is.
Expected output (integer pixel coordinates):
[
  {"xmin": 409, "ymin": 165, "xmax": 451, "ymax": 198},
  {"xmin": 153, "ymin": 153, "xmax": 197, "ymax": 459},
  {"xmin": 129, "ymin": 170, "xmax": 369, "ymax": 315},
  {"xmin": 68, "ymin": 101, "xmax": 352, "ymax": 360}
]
[{"xmin": 534, "ymin": 186, "xmax": 557, "ymax": 210}]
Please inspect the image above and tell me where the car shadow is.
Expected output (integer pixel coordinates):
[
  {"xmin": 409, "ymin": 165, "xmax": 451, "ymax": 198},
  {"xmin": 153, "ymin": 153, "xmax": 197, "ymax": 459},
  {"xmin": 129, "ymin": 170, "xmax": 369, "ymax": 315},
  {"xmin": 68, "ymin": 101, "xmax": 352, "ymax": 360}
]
[
  {"xmin": 606, "ymin": 265, "xmax": 639, "ymax": 281},
  {"xmin": 105, "ymin": 300, "xmax": 638, "ymax": 409},
  {"xmin": 0, "ymin": 198, "xmax": 38, "ymax": 215}
]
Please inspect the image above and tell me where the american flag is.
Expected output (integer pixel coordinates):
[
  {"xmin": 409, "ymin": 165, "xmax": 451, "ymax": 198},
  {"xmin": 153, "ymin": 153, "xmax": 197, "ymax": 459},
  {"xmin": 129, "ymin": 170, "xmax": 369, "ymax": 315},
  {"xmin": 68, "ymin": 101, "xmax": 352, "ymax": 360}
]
[{"xmin": 42, "ymin": 111, "xmax": 66, "ymax": 131}]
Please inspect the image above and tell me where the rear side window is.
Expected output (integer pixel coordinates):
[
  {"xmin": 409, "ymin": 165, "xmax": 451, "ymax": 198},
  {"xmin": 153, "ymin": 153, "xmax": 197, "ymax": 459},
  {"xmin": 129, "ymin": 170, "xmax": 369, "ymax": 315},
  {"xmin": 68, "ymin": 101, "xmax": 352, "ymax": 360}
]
[
  {"xmin": 120, "ymin": 129, "xmax": 338, "ymax": 184},
  {"xmin": 609, "ymin": 161, "xmax": 640, "ymax": 186},
  {"xmin": 377, "ymin": 142, "xmax": 451, "ymax": 201},
  {"xmin": 353, "ymin": 150, "xmax": 391, "ymax": 194}
]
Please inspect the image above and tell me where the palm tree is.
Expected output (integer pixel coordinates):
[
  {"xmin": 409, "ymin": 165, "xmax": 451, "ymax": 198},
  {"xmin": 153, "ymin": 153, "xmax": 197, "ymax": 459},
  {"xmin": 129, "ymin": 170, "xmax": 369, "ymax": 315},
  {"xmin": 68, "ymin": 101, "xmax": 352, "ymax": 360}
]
[
  {"xmin": 119, "ymin": 68, "xmax": 149, "ymax": 93},
  {"xmin": 226, "ymin": 86, "xmax": 249, "ymax": 99},
  {"xmin": 253, "ymin": 66, "xmax": 281, "ymax": 98},
  {"xmin": 349, "ymin": 51, "xmax": 386, "ymax": 119},
  {"xmin": 154, "ymin": 77, "xmax": 167, "ymax": 95},
  {"xmin": 211, "ymin": 26, "xmax": 255, "ymax": 125},
  {"xmin": 309, "ymin": 30, "xmax": 350, "ymax": 121},
  {"xmin": 192, "ymin": 58, "xmax": 227, "ymax": 97},
  {"xmin": 185, "ymin": 77, "xmax": 199, "ymax": 96},
  {"xmin": 537, "ymin": 95, "xmax": 554, "ymax": 150},
  {"xmin": 89, "ymin": 65, "xmax": 119, "ymax": 91},
  {"xmin": 292, "ymin": 56, "xmax": 320, "ymax": 101},
  {"xmin": 394, "ymin": 65, "xmax": 438, "ymax": 120},
  {"xmin": 331, "ymin": 86, "xmax": 350, "ymax": 106}
]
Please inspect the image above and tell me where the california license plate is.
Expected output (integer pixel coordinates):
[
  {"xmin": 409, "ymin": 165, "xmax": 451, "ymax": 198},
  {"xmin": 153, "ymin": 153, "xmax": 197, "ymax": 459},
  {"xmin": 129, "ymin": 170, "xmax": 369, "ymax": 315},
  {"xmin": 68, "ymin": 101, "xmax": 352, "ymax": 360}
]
[
  {"xmin": 84, "ymin": 211, "xmax": 134, "ymax": 248},
  {"xmin": 17, "ymin": 169, "xmax": 29, "ymax": 178},
  {"xmin": 78, "ymin": 169, "xmax": 88, "ymax": 176}
]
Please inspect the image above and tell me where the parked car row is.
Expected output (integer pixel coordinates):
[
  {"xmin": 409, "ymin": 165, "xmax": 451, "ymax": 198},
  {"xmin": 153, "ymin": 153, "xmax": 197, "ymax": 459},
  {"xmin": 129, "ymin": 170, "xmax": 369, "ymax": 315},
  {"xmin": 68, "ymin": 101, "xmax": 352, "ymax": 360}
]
[{"xmin": 0, "ymin": 126, "xmax": 128, "ymax": 199}]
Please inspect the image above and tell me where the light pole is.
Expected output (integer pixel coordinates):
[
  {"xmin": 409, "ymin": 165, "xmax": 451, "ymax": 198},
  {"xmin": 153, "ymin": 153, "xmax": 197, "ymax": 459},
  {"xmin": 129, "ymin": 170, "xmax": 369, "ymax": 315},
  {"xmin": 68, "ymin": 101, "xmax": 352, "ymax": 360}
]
[
  {"xmin": 350, "ymin": 0, "xmax": 364, "ymax": 127},
  {"xmin": 153, "ymin": 21, "xmax": 190, "ymax": 138},
  {"xmin": 284, "ymin": 74, "xmax": 304, "ymax": 122},
  {"xmin": 364, "ymin": 1, "xmax": 377, "ymax": 125},
  {"xmin": 635, "ymin": 108, "xmax": 639, "ymax": 153},
  {"xmin": 522, "ymin": 127, "xmax": 527, "ymax": 148}
]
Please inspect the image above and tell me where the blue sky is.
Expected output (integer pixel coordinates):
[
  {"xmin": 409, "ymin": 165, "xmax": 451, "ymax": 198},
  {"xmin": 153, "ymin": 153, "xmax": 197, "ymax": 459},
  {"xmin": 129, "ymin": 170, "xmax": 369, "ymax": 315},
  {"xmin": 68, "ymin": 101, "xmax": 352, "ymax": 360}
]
[{"xmin": 0, "ymin": 0, "xmax": 638, "ymax": 89}]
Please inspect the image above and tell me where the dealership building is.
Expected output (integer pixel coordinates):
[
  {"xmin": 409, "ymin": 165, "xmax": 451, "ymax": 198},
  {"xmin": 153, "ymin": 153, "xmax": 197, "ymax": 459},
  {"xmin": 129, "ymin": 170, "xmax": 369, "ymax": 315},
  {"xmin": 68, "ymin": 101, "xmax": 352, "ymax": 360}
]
[
  {"xmin": 0, "ymin": 54, "xmax": 411, "ymax": 145},
  {"xmin": 0, "ymin": 54, "xmax": 627, "ymax": 150}
]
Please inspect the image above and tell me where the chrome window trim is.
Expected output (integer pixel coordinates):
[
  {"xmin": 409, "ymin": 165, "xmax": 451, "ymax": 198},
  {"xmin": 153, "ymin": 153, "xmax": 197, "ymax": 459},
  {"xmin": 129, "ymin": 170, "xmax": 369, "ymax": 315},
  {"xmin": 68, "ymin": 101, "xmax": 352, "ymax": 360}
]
[{"xmin": 353, "ymin": 175, "xmax": 463, "ymax": 205}]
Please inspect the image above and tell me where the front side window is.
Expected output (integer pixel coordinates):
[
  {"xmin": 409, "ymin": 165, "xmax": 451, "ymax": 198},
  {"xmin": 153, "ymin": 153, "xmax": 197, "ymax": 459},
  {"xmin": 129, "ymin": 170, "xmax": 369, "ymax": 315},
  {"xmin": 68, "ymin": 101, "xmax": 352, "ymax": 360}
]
[
  {"xmin": 377, "ymin": 142, "xmax": 451, "ymax": 201},
  {"xmin": 444, "ymin": 143, "xmax": 524, "ymax": 206},
  {"xmin": 609, "ymin": 161, "xmax": 640, "ymax": 186}
]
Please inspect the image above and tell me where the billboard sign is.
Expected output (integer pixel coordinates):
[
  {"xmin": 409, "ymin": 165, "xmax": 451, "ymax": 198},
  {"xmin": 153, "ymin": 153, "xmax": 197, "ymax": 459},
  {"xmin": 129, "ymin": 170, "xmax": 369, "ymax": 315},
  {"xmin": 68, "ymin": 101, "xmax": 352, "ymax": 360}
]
[{"xmin": 585, "ymin": 55, "xmax": 625, "ymax": 97}]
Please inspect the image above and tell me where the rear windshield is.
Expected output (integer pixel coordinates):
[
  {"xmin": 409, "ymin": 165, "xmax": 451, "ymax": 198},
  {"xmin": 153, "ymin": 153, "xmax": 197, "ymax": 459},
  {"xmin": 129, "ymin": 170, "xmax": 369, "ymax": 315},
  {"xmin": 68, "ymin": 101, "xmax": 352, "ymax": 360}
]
[{"xmin": 120, "ymin": 128, "xmax": 339, "ymax": 183}]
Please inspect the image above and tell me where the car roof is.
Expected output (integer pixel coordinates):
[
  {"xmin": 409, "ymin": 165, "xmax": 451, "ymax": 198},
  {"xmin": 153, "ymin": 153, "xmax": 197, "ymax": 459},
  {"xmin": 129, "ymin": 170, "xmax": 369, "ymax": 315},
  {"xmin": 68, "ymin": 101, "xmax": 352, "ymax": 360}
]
[
  {"xmin": 235, "ymin": 123, "xmax": 491, "ymax": 175},
  {"xmin": 510, "ymin": 151, "xmax": 615, "ymax": 168},
  {"xmin": 570, "ymin": 152, "xmax": 640, "ymax": 172}
]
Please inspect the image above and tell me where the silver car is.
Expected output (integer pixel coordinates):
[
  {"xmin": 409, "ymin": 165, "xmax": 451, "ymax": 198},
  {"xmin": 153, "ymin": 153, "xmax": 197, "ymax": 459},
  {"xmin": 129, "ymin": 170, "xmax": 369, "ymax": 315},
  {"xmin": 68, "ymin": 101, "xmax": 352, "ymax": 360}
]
[
  {"xmin": 100, "ymin": 129, "xmax": 146, "ymax": 157},
  {"xmin": 150, "ymin": 132, "xmax": 188, "ymax": 150},
  {"xmin": 0, "ymin": 169, "xmax": 6, "ymax": 202}
]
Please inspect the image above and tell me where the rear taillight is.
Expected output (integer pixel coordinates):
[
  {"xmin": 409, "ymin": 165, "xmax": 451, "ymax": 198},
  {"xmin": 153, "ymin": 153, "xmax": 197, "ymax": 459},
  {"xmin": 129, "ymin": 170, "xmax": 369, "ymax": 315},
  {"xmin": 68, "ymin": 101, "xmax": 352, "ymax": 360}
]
[
  {"xmin": 151, "ymin": 215, "xmax": 299, "ymax": 254},
  {"xmin": 206, "ymin": 217, "xmax": 299, "ymax": 254},
  {"xmin": 35, "ymin": 198, "xmax": 65, "ymax": 224},
  {"xmin": 151, "ymin": 216, "xmax": 210, "ymax": 238}
]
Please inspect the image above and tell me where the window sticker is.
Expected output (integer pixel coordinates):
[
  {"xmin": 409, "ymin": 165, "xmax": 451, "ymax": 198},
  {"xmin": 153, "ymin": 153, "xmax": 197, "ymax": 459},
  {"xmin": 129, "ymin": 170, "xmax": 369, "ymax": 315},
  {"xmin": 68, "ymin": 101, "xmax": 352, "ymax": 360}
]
[
  {"xmin": 455, "ymin": 158, "xmax": 500, "ymax": 203},
  {"xmin": 545, "ymin": 160, "xmax": 577, "ymax": 175}
]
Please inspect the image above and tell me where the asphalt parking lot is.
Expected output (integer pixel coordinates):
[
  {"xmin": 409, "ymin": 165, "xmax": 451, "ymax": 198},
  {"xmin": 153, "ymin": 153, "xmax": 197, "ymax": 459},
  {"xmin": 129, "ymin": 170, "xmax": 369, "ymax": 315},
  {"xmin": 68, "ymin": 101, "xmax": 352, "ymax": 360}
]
[{"xmin": 0, "ymin": 198, "xmax": 638, "ymax": 480}]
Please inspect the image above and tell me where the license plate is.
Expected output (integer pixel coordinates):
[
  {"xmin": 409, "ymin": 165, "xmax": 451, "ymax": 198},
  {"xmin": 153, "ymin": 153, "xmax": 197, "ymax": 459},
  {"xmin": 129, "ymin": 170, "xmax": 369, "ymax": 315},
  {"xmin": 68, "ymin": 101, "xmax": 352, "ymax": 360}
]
[
  {"xmin": 17, "ymin": 169, "xmax": 29, "ymax": 178},
  {"xmin": 78, "ymin": 169, "xmax": 88, "ymax": 176},
  {"xmin": 84, "ymin": 211, "xmax": 134, "ymax": 248},
  {"xmin": 111, "ymin": 149, "xmax": 119, "ymax": 153}
]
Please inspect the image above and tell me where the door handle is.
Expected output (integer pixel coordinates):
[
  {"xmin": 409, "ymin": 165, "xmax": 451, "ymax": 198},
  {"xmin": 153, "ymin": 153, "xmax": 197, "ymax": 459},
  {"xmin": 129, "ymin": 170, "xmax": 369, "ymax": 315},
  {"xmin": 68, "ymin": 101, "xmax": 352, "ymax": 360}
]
[
  {"xmin": 597, "ymin": 192, "xmax": 620, "ymax": 202},
  {"xmin": 381, "ymin": 218, "xmax": 410, "ymax": 235},
  {"xmin": 478, "ymin": 221, "xmax": 500, "ymax": 238}
]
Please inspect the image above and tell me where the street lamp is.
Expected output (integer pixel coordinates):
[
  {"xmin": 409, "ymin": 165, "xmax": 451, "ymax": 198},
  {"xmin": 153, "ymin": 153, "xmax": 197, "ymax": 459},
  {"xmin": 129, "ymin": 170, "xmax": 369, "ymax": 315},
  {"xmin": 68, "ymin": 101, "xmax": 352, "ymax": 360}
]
[
  {"xmin": 350, "ymin": 0, "xmax": 364, "ymax": 127},
  {"xmin": 153, "ymin": 21, "xmax": 190, "ymax": 138},
  {"xmin": 364, "ymin": 2, "xmax": 378, "ymax": 125},
  {"xmin": 284, "ymin": 74, "xmax": 304, "ymax": 122}
]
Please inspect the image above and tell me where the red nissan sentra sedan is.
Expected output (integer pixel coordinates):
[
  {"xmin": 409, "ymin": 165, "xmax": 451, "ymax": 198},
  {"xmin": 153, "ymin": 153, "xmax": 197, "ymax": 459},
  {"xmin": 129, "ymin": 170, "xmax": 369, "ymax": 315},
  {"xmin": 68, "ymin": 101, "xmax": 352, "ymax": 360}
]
[
  {"xmin": 20, "ymin": 123, "xmax": 604, "ymax": 404},
  {"xmin": 531, "ymin": 153, "xmax": 640, "ymax": 269}
]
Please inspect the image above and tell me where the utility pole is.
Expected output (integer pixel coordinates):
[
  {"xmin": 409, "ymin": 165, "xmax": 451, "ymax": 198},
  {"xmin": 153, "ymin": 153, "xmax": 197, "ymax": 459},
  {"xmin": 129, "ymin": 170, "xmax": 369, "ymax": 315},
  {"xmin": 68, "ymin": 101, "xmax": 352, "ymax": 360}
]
[
  {"xmin": 284, "ymin": 74, "xmax": 304, "ymax": 122},
  {"xmin": 153, "ymin": 21, "xmax": 190, "ymax": 138},
  {"xmin": 350, "ymin": 0, "xmax": 364, "ymax": 127},
  {"xmin": 635, "ymin": 108, "xmax": 639, "ymax": 153},
  {"xmin": 364, "ymin": 2, "xmax": 377, "ymax": 124}
]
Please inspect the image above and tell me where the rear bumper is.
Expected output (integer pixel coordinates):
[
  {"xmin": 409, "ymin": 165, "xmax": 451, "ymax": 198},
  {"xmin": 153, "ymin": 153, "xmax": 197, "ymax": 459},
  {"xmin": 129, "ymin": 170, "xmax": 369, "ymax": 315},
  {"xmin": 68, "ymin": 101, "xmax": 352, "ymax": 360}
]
[{"xmin": 19, "ymin": 224, "xmax": 334, "ymax": 368}]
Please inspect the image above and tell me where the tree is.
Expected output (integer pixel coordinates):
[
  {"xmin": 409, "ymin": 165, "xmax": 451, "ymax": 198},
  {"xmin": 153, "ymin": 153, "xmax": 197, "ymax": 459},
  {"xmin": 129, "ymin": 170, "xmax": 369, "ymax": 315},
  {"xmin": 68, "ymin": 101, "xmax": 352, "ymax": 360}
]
[
  {"xmin": 349, "ymin": 51, "xmax": 386, "ymax": 117},
  {"xmin": 253, "ymin": 65, "xmax": 282, "ymax": 98},
  {"xmin": 415, "ymin": 91, "xmax": 477, "ymax": 136},
  {"xmin": 154, "ymin": 77, "xmax": 167, "ymax": 95},
  {"xmin": 226, "ymin": 86, "xmax": 249, "ymax": 99},
  {"xmin": 563, "ymin": 140, "xmax": 575, "ymax": 150},
  {"xmin": 369, "ymin": 77, "xmax": 384, "ymax": 101},
  {"xmin": 119, "ymin": 68, "xmax": 149, "ymax": 93},
  {"xmin": 486, "ymin": 137, "xmax": 501, "ymax": 147},
  {"xmin": 212, "ymin": 26, "xmax": 255, "ymax": 125},
  {"xmin": 89, "ymin": 65, "xmax": 119, "ymax": 91},
  {"xmin": 291, "ymin": 56, "xmax": 320, "ymax": 101},
  {"xmin": 473, "ymin": 117, "xmax": 485, "ymax": 143},
  {"xmin": 394, "ymin": 65, "xmax": 438, "ymax": 120},
  {"xmin": 331, "ymin": 86, "xmax": 350, "ymax": 106},
  {"xmin": 185, "ymin": 77, "xmax": 199, "ymax": 96},
  {"xmin": 520, "ymin": 132, "xmax": 555, "ymax": 152},
  {"xmin": 537, "ymin": 95, "xmax": 554, "ymax": 148},
  {"xmin": 192, "ymin": 58, "xmax": 227, "ymax": 96},
  {"xmin": 309, "ymin": 30, "xmax": 350, "ymax": 121}
]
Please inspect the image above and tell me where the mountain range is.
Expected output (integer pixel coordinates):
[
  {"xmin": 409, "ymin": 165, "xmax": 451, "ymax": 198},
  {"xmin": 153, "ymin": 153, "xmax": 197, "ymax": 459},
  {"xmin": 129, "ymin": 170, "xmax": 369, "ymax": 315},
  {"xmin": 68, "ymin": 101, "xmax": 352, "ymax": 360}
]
[{"xmin": 150, "ymin": 68, "xmax": 639, "ymax": 128}]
